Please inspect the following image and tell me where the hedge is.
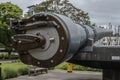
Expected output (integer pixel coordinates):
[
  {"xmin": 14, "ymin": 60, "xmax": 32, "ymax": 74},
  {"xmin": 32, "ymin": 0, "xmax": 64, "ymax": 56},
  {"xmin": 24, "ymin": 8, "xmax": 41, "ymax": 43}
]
[
  {"xmin": 1, "ymin": 62, "xmax": 28, "ymax": 80},
  {"xmin": 0, "ymin": 52, "xmax": 19, "ymax": 60},
  {"xmin": 55, "ymin": 62, "xmax": 101, "ymax": 71}
]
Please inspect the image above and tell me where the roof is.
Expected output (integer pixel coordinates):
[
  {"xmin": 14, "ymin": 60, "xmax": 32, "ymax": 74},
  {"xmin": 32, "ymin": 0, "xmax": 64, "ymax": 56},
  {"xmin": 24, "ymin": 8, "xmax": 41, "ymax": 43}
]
[{"xmin": 27, "ymin": 5, "xmax": 35, "ymax": 8}]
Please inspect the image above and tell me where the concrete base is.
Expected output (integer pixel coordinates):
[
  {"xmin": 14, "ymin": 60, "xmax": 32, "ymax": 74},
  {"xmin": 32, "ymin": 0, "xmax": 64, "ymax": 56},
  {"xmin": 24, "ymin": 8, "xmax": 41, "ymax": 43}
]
[{"xmin": 103, "ymin": 70, "xmax": 120, "ymax": 80}]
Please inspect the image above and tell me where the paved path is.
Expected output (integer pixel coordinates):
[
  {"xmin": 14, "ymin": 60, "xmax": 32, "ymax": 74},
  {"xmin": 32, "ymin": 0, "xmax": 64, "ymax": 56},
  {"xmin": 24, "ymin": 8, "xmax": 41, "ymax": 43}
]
[{"xmin": 7, "ymin": 70, "xmax": 102, "ymax": 80}]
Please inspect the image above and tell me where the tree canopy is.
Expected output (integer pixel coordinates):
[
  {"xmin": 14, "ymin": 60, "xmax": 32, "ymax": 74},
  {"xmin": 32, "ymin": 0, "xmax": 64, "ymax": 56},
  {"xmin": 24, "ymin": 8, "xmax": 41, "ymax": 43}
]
[
  {"xmin": 34, "ymin": 0, "xmax": 91, "ymax": 25},
  {"xmin": 0, "ymin": 2, "xmax": 22, "ymax": 22},
  {"xmin": 0, "ymin": 2, "xmax": 22, "ymax": 55}
]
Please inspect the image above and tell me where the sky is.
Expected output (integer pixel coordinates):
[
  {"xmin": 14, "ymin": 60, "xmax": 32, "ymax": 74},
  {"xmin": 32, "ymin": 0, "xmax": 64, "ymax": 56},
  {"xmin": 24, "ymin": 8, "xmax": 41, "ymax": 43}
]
[{"xmin": 0, "ymin": 0, "xmax": 120, "ymax": 25}]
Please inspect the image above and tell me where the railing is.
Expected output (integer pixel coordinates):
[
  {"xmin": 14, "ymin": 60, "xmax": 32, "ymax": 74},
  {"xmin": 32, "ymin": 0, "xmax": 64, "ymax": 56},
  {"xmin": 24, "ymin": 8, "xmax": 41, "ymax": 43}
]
[{"xmin": 95, "ymin": 37, "xmax": 120, "ymax": 46}]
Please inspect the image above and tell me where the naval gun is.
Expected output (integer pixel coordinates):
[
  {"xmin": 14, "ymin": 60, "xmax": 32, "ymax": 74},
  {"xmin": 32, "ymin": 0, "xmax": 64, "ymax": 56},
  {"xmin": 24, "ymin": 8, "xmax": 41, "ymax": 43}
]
[
  {"xmin": 11, "ymin": 13, "xmax": 114, "ymax": 68},
  {"xmin": 12, "ymin": 13, "xmax": 120, "ymax": 80}
]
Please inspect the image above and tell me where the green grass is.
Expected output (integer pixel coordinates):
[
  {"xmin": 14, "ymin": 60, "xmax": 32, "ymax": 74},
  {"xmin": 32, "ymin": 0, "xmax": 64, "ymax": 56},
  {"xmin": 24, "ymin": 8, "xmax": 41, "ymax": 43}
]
[
  {"xmin": 55, "ymin": 62, "xmax": 101, "ymax": 72},
  {"xmin": 1, "ymin": 62, "xmax": 28, "ymax": 79}
]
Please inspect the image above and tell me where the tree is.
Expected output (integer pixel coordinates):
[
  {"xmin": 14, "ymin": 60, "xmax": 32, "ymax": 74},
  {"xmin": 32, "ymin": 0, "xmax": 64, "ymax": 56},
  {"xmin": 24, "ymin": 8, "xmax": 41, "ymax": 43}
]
[
  {"xmin": 0, "ymin": 2, "xmax": 22, "ymax": 59},
  {"xmin": 34, "ymin": 0, "xmax": 91, "ymax": 25}
]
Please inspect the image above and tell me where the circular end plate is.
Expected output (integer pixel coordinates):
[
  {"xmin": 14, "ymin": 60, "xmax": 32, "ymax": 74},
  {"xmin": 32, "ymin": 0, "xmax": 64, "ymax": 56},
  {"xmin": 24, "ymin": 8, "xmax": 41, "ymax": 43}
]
[{"xmin": 19, "ymin": 13, "xmax": 69, "ymax": 67}]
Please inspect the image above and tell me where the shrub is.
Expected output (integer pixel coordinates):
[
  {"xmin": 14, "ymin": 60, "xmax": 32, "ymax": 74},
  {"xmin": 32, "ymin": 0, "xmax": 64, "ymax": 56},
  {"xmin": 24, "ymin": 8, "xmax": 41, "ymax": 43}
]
[
  {"xmin": 0, "ymin": 52, "xmax": 19, "ymax": 60},
  {"xmin": 55, "ymin": 62, "xmax": 68, "ymax": 70},
  {"xmin": 0, "ymin": 52, "xmax": 9, "ymax": 59},
  {"xmin": 18, "ymin": 67, "xmax": 28, "ymax": 75},
  {"xmin": 1, "ymin": 63, "xmax": 28, "ymax": 79},
  {"xmin": 0, "ymin": 53, "xmax": 8, "ymax": 59},
  {"xmin": 1, "ymin": 71, "xmax": 5, "ymax": 80},
  {"xmin": 3, "ymin": 67, "xmax": 18, "ymax": 79},
  {"xmin": 10, "ymin": 53, "xmax": 19, "ymax": 59},
  {"xmin": 3, "ymin": 53, "xmax": 9, "ymax": 59},
  {"xmin": 55, "ymin": 62, "xmax": 101, "ymax": 71}
]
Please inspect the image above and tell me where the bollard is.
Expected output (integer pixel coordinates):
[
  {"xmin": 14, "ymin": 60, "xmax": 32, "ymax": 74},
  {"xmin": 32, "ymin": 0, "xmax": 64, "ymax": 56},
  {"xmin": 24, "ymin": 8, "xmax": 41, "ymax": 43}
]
[{"xmin": 67, "ymin": 63, "xmax": 72, "ymax": 73}]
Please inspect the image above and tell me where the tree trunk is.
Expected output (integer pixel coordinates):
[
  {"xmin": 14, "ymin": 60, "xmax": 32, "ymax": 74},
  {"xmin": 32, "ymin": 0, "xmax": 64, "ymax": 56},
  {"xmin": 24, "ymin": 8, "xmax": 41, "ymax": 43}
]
[{"xmin": 8, "ymin": 51, "xmax": 11, "ymax": 59}]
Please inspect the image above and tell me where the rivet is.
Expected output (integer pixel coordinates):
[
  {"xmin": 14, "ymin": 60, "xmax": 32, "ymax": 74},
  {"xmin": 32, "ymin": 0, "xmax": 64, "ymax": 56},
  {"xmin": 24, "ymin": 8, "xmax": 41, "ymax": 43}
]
[
  {"xmin": 32, "ymin": 18, "xmax": 35, "ymax": 21},
  {"xmin": 37, "ymin": 62, "xmax": 40, "ymax": 64},
  {"xmin": 60, "ymin": 49, "xmax": 63, "ymax": 53},
  {"xmin": 51, "ymin": 60, "xmax": 54, "ymax": 63},
  {"xmin": 18, "ymin": 40, "xmax": 22, "ymax": 43},
  {"xmin": 61, "ymin": 37, "xmax": 64, "ymax": 40}
]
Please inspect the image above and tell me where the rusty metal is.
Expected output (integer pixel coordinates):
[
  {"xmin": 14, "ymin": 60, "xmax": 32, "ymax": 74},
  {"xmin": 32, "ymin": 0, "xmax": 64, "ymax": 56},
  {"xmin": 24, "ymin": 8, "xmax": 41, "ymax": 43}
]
[{"xmin": 12, "ymin": 34, "xmax": 45, "ymax": 51}]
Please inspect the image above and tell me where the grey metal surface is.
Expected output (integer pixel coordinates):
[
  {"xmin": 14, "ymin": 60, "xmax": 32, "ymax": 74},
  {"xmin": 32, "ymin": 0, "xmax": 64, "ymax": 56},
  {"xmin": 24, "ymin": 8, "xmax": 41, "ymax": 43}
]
[
  {"xmin": 103, "ymin": 70, "xmax": 120, "ymax": 80},
  {"xmin": 94, "ymin": 27, "xmax": 112, "ymax": 41},
  {"xmin": 53, "ymin": 13, "xmax": 87, "ymax": 55},
  {"xmin": 27, "ymin": 26, "xmax": 60, "ymax": 60}
]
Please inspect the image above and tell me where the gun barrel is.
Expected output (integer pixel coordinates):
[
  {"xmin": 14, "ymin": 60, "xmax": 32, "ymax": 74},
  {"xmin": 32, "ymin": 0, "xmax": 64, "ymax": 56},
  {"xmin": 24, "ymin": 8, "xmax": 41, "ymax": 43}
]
[{"xmin": 12, "ymin": 13, "xmax": 112, "ymax": 68}]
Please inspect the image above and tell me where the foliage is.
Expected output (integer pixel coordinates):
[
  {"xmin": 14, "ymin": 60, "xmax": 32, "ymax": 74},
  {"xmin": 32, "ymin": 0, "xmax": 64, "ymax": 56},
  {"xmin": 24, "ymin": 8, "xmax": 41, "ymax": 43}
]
[
  {"xmin": 18, "ymin": 67, "xmax": 28, "ymax": 75},
  {"xmin": 0, "ymin": 43, "xmax": 4, "ymax": 48},
  {"xmin": 1, "ymin": 71, "xmax": 5, "ymax": 80},
  {"xmin": 0, "ymin": 2, "xmax": 22, "ymax": 23},
  {"xmin": 1, "ymin": 62, "xmax": 28, "ymax": 79},
  {"xmin": 55, "ymin": 62, "xmax": 68, "ymax": 70},
  {"xmin": 0, "ymin": 52, "xmax": 8, "ymax": 59},
  {"xmin": 0, "ymin": 2, "xmax": 22, "ymax": 57},
  {"xmin": 34, "ymin": 0, "xmax": 92, "ymax": 25},
  {"xmin": 55, "ymin": 62, "xmax": 101, "ymax": 72},
  {"xmin": 0, "ymin": 52, "xmax": 19, "ymax": 59},
  {"xmin": 3, "ymin": 67, "xmax": 18, "ymax": 79},
  {"xmin": 0, "ymin": 28, "xmax": 15, "ymax": 51}
]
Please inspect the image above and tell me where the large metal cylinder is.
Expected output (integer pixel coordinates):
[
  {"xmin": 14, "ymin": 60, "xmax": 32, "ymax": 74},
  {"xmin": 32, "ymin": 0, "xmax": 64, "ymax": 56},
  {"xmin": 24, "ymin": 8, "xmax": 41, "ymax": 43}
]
[{"xmin": 11, "ymin": 13, "xmax": 112, "ymax": 68}]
